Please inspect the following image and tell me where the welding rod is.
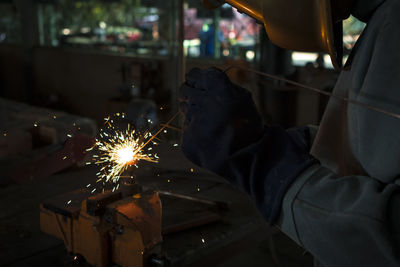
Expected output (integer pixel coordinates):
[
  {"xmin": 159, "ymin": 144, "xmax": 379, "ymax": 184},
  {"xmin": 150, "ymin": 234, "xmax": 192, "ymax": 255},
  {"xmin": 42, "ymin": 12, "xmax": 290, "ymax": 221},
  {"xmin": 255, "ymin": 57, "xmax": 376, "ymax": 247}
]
[
  {"xmin": 224, "ymin": 65, "xmax": 400, "ymax": 121},
  {"xmin": 158, "ymin": 190, "xmax": 229, "ymax": 210}
]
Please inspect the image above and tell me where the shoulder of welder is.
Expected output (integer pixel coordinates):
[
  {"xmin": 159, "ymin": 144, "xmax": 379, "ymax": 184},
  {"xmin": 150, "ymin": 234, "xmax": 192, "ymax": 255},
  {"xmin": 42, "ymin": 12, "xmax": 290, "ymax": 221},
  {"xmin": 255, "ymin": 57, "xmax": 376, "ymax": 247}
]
[{"xmin": 375, "ymin": 0, "xmax": 400, "ymax": 30}]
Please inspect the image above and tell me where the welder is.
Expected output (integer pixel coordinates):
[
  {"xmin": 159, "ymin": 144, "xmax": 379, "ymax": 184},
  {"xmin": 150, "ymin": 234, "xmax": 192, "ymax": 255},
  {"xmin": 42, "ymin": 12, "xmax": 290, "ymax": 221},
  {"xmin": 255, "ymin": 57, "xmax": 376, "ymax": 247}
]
[{"xmin": 178, "ymin": 0, "xmax": 400, "ymax": 266}]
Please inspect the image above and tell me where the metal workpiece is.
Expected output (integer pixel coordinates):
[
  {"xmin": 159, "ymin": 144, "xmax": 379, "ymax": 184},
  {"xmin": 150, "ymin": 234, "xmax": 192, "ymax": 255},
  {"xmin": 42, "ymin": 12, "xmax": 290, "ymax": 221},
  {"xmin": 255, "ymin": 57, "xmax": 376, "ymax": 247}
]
[
  {"xmin": 119, "ymin": 177, "xmax": 144, "ymax": 195},
  {"xmin": 86, "ymin": 190, "xmax": 123, "ymax": 217},
  {"xmin": 158, "ymin": 190, "xmax": 230, "ymax": 211},
  {"xmin": 40, "ymin": 188, "xmax": 162, "ymax": 267},
  {"xmin": 105, "ymin": 190, "xmax": 163, "ymax": 250}
]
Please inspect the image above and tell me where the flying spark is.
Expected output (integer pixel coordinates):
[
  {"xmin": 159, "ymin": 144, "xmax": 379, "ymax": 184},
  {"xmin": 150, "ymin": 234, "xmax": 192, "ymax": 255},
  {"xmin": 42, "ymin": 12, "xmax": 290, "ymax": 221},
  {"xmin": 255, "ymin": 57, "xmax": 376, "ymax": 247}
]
[
  {"xmin": 89, "ymin": 126, "xmax": 158, "ymax": 185},
  {"xmin": 88, "ymin": 112, "xmax": 180, "ymax": 189}
]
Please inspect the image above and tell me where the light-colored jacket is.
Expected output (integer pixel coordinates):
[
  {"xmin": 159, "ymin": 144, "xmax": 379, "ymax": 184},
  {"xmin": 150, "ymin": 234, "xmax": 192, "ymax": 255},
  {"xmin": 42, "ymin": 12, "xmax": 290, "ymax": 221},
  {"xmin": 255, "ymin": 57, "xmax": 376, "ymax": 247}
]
[{"xmin": 279, "ymin": 0, "xmax": 400, "ymax": 266}]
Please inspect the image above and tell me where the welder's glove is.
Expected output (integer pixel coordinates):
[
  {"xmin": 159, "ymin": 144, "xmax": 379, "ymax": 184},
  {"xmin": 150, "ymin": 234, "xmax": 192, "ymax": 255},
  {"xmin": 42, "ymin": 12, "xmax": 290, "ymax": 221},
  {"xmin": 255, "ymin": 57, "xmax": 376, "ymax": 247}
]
[
  {"xmin": 179, "ymin": 67, "xmax": 264, "ymax": 169},
  {"xmin": 179, "ymin": 67, "xmax": 315, "ymax": 223}
]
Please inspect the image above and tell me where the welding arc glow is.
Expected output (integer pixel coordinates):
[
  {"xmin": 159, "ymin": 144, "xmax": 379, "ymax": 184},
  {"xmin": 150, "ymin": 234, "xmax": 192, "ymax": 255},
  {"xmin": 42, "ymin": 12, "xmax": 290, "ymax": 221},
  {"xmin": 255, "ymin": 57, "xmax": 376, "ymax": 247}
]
[
  {"xmin": 92, "ymin": 128, "xmax": 158, "ymax": 184},
  {"xmin": 117, "ymin": 147, "xmax": 135, "ymax": 164},
  {"xmin": 89, "ymin": 112, "xmax": 180, "ymax": 186}
]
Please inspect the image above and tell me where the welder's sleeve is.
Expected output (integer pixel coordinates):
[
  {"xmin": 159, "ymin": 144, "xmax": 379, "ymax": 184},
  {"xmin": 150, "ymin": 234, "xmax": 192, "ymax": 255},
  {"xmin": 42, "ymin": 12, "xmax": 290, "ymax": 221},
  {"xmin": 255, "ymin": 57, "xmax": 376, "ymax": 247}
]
[
  {"xmin": 211, "ymin": 125, "xmax": 317, "ymax": 223},
  {"xmin": 277, "ymin": 165, "xmax": 400, "ymax": 266}
]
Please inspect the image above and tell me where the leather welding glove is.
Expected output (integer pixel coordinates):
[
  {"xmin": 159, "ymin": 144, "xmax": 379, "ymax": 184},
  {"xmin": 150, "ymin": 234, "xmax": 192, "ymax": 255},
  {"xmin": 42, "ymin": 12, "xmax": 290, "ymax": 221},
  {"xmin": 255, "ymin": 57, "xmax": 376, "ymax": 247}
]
[{"xmin": 179, "ymin": 67, "xmax": 315, "ymax": 223}]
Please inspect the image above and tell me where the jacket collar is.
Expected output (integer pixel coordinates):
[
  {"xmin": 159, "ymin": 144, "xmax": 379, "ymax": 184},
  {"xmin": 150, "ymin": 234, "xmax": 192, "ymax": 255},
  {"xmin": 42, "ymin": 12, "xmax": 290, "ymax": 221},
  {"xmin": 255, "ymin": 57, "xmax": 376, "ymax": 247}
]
[{"xmin": 351, "ymin": 0, "xmax": 386, "ymax": 22}]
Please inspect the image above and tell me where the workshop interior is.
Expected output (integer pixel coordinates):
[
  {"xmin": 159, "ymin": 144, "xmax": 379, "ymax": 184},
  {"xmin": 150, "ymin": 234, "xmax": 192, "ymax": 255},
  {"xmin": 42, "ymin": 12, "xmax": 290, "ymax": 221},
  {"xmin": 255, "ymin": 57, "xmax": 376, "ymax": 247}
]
[{"xmin": 0, "ymin": 0, "xmax": 367, "ymax": 266}]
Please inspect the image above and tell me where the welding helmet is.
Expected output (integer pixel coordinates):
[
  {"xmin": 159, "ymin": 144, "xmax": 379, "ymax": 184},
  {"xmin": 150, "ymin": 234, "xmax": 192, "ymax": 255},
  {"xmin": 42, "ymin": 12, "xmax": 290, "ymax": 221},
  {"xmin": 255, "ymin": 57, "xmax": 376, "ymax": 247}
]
[{"xmin": 202, "ymin": 0, "xmax": 343, "ymax": 69}]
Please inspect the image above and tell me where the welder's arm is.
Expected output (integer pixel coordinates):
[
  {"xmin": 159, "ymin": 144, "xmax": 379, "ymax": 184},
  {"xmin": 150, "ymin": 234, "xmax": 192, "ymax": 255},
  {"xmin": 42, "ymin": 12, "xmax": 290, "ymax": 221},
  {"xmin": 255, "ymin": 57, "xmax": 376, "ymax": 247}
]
[
  {"xmin": 179, "ymin": 67, "xmax": 315, "ymax": 222},
  {"xmin": 278, "ymin": 18, "xmax": 400, "ymax": 267},
  {"xmin": 278, "ymin": 165, "xmax": 400, "ymax": 266}
]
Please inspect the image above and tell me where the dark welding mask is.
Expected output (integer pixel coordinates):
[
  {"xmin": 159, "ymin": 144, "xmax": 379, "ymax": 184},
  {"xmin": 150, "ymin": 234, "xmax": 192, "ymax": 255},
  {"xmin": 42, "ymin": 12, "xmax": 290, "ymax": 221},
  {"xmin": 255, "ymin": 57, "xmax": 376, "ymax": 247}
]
[{"xmin": 202, "ymin": 0, "xmax": 343, "ymax": 70}]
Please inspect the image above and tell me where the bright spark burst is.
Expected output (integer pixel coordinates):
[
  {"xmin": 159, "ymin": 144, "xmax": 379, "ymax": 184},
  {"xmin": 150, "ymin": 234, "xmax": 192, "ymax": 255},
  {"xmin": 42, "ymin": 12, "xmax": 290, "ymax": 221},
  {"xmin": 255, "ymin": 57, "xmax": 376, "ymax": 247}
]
[
  {"xmin": 86, "ymin": 111, "xmax": 180, "ymax": 191},
  {"xmin": 90, "ymin": 124, "xmax": 158, "ymax": 185}
]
